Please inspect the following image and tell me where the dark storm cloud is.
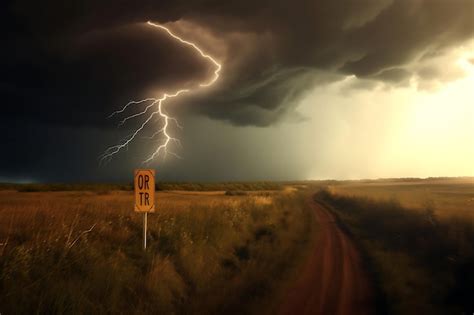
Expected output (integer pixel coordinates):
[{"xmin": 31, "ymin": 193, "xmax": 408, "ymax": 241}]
[
  {"xmin": 2, "ymin": 21, "xmax": 208, "ymax": 128},
  {"xmin": 2, "ymin": 0, "xmax": 473, "ymax": 128}
]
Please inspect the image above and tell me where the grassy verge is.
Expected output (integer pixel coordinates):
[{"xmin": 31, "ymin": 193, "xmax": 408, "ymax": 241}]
[
  {"xmin": 0, "ymin": 190, "xmax": 314, "ymax": 314},
  {"xmin": 316, "ymin": 189, "xmax": 474, "ymax": 315}
]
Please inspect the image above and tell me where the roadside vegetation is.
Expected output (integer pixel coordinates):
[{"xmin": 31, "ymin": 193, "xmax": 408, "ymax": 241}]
[
  {"xmin": 0, "ymin": 181, "xmax": 286, "ymax": 193},
  {"xmin": 317, "ymin": 189, "xmax": 474, "ymax": 315},
  {"xmin": 0, "ymin": 188, "xmax": 314, "ymax": 314}
]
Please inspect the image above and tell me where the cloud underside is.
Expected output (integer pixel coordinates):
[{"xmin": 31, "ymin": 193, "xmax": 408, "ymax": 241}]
[{"xmin": 2, "ymin": 0, "xmax": 473, "ymax": 127}]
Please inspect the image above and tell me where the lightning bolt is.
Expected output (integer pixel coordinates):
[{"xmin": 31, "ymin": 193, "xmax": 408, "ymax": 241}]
[{"xmin": 100, "ymin": 21, "xmax": 221, "ymax": 164}]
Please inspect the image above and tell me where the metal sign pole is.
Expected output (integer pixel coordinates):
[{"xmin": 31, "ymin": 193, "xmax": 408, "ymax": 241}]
[{"xmin": 143, "ymin": 212, "xmax": 147, "ymax": 250}]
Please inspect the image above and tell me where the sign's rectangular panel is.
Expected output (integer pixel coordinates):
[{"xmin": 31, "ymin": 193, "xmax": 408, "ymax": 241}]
[{"xmin": 134, "ymin": 169, "xmax": 155, "ymax": 212}]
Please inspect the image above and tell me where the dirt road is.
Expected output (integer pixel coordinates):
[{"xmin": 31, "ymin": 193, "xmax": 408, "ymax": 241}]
[{"xmin": 279, "ymin": 199, "xmax": 374, "ymax": 315}]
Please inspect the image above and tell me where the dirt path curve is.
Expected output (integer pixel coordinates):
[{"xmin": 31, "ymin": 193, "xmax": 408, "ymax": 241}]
[{"xmin": 279, "ymin": 199, "xmax": 374, "ymax": 315}]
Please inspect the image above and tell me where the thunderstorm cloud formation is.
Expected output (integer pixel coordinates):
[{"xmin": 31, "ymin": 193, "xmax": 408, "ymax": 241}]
[{"xmin": 1, "ymin": 0, "xmax": 474, "ymax": 181}]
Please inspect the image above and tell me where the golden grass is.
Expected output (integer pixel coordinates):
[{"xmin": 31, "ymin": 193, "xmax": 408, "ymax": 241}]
[
  {"xmin": 0, "ymin": 188, "xmax": 313, "ymax": 314},
  {"xmin": 318, "ymin": 187, "xmax": 474, "ymax": 315},
  {"xmin": 328, "ymin": 178, "xmax": 474, "ymax": 218}
]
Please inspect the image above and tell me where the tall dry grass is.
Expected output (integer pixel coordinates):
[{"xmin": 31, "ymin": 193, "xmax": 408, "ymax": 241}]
[
  {"xmin": 0, "ymin": 189, "xmax": 314, "ymax": 314},
  {"xmin": 317, "ymin": 189, "xmax": 474, "ymax": 315},
  {"xmin": 328, "ymin": 178, "xmax": 474, "ymax": 218}
]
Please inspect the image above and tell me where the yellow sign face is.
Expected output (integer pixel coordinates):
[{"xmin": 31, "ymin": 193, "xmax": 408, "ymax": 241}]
[{"xmin": 134, "ymin": 169, "xmax": 155, "ymax": 212}]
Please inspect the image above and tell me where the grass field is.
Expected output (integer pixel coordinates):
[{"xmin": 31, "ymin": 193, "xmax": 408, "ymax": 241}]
[
  {"xmin": 318, "ymin": 178, "xmax": 474, "ymax": 314},
  {"xmin": 3, "ymin": 178, "xmax": 472, "ymax": 314},
  {"xmin": 0, "ymin": 187, "xmax": 315, "ymax": 314},
  {"xmin": 328, "ymin": 177, "xmax": 474, "ymax": 218}
]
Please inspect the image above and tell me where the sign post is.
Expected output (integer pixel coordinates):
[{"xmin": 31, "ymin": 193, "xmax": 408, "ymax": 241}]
[{"xmin": 134, "ymin": 169, "xmax": 155, "ymax": 250}]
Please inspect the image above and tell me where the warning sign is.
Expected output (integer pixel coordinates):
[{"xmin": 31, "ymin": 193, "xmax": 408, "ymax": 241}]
[{"xmin": 134, "ymin": 169, "xmax": 155, "ymax": 212}]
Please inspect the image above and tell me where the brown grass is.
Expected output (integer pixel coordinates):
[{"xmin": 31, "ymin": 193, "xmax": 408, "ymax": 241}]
[
  {"xmin": 328, "ymin": 178, "xmax": 474, "ymax": 218},
  {"xmin": 0, "ymin": 188, "xmax": 314, "ymax": 314},
  {"xmin": 317, "ymin": 185, "xmax": 474, "ymax": 315}
]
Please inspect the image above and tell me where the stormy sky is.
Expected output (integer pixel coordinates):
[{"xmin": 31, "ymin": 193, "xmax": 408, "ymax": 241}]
[{"xmin": 2, "ymin": 0, "xmax": 474, "ymax": 182}]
